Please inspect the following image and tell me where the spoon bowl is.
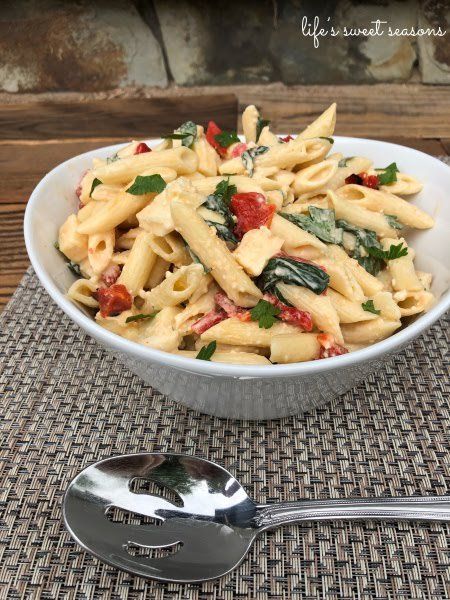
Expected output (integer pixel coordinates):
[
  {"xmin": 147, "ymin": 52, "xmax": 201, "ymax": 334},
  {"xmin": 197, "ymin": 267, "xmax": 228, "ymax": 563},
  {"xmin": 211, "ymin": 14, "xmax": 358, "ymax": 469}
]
[{"xmin": 64, "ymin": 453, "xmax": 450, "ymax": 582}]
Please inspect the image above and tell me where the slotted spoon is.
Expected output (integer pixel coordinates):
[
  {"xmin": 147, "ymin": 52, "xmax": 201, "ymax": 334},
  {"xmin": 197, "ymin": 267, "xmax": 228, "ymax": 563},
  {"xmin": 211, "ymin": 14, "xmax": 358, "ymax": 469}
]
[{"xmin": 63, "ymin": 453, "xmax": 450, "ymax": 582}]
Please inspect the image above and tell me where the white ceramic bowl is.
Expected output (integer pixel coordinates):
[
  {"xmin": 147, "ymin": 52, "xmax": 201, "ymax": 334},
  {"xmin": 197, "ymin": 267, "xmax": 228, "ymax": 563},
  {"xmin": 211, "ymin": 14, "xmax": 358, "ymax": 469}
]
[{"xmin": 24, "ymin": 137, "xmax": 450, "ymax": 419}]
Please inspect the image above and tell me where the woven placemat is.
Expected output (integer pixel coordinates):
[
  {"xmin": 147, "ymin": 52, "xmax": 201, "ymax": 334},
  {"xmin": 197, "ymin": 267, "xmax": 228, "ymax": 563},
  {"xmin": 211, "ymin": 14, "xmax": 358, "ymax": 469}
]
[{"xmin": 1, "ymin": 262, "xmax": 449, "ymax": 599}]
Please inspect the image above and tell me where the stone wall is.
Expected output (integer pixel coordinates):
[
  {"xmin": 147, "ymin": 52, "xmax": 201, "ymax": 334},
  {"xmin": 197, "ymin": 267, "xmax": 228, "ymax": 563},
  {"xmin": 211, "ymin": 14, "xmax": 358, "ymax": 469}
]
[{"xmin": 1, "ymin": 0, "xmax": 449, "ymax": 93}]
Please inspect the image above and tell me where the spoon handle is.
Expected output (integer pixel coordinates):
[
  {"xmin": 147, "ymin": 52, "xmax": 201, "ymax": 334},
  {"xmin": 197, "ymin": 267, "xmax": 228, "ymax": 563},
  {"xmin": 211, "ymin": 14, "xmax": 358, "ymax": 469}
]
[{"xmin": 255, "ymin": 496, "xmax": 450, "ymax": 529}]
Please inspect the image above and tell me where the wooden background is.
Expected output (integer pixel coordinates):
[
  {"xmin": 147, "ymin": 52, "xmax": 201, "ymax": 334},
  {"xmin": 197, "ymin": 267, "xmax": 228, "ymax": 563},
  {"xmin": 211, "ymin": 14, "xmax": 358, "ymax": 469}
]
[{"xmin": 1, "ymin": 84, "xmax": 449, "ymax": 312}]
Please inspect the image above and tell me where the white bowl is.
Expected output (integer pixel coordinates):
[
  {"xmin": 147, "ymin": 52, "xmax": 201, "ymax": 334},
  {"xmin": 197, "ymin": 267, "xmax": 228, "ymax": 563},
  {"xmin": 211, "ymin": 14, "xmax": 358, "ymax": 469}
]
[{"xmin": 24, "ymin": 137, "xmax": 450, "ymax": 419}]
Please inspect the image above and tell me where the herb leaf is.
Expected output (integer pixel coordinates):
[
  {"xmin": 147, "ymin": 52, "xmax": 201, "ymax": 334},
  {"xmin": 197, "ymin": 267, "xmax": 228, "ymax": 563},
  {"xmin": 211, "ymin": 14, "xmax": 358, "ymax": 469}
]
[
  {"xmin": 256, "ymin": 116, "xmax": 270, "ymax": 142},
  {"xmin": 242, "ymin": 146, "xmax": 269, "ymax": 177},
  {"xmin": 126, "ymin": 174, "xmax": 166, "ymax": 195},
  {"xmin": 196, "ymin": 340, "xmax": 217, "ymax": 361},
  {"xmin": 366, "ymin": 242, "xmax": 408, "ymax": 261},
  {"xmin": 202, "ymin": 178, "xmax": 237, "ymax": 229},
  {"xmin": 338, "ymin": 157, "xmax": 354, "ymax": 168},
  {"xmin": 319, "ymin": 137, "xmax": 334, "ymax": 144},
  {"xmin": 205, "ymin": 221, "xmax": 238, "ymax": 245},
  {"xmin": 54, "ymin": 241, "xmax": 60, "ymax": 250},
  {"xmin": 361, "ymin": 300, "xmax": 381, "ymax": 315},
  {"xmin": 280, "ymin": 207, "xmax": 343, "ymax": 245},
  {"xmin": 68, "ymin": 261, "xmax": 81, "ymax": 276},
  {"xmin": 125, "ymin": 313, "xmax": 158, "ymax": 323},
  {"xmin": 90, "ymin": 177, "xmax": 102, "ymax": 197},
  {"xmin": 385, "ymin": 214, "xmax": 403, "ymax": 230},
  {"xmin": 165, "ymin": 121, "xmax": 198, "ymax": 148},
  {"xmin": 377, "ymin": 162, "xmax": 399, "ymax": 186},
  {"xmin": 214, "ymin": 131, "xmax": 240, "ymax": 148},
  {"xmin": 250, "ymin": 299, "xmax": 280, "ymax": 329},
  {"xmin": 258, "ymin": 257, "xmax": 330, "ymax": 295}
]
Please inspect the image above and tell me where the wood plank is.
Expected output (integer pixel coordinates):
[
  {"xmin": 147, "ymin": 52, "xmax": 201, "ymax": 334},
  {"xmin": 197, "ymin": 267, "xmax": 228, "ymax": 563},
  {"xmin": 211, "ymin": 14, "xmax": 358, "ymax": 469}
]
[
  {"xmin": 0, "ymin": 94, "xmax": 238, "ymax": 140},
  {"xmin": 235, "ymin": 84, "xmax": 450, "ymax": 138}
]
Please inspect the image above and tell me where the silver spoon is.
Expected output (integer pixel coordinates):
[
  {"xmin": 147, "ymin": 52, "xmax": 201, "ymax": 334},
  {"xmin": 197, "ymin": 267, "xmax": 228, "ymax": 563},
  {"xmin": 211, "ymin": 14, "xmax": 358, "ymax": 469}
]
[{"xmin": 63, "ymin": 453, "xmax": 450, "ymax": 583}]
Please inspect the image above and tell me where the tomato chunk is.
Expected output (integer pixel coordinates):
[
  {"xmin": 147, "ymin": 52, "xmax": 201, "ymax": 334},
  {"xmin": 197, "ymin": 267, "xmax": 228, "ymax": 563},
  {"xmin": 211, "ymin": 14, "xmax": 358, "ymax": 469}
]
[
  {"xmin": 192, "ymin": 309, "xmax": 227, "ymax": 335},
  {"xmin": 215, "ymin": 292, "xmax": 251, "ymax": 321},
  {"xmin": 205, "ymin": 121, "xmax": 227, "ymax": 157},
  {"xmin": 280, "ymin": 135, "xmax": 293, "ymax": 143},
  {"xmin": 134, "ymin": 142, "xmax": 151, "ymax": 154},
  {"xmin": 345, "ymin": 172, "xmax": 379, "ymax": 189},
  {"xmin": 230, "ymin": 192, "xmax": 276, "ymax": 238},
  {"xmin": 264, "ymin": 294, "xmax": 313, "ymax": 331},
  {"xmin": 317, "ymin": 333, "xmax": 348, "ymax": 359},
  {"xmin": 97, "ymin": 284, "xmax": 132, "ymax": 318}
]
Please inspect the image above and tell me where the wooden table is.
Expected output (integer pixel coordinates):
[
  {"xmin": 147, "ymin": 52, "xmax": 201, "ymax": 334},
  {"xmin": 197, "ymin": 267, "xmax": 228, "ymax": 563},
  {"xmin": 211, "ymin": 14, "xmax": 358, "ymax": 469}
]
[{"xmin": 1, "ymin": 84, "xmax": 449, "ymax": 312}]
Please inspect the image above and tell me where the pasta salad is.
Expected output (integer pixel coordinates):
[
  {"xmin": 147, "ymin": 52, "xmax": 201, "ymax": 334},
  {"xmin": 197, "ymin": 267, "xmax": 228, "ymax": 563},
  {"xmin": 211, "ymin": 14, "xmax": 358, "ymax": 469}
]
[{"xmin": 57, "ymin": 104, "xmax": 435, "ymax": 365}]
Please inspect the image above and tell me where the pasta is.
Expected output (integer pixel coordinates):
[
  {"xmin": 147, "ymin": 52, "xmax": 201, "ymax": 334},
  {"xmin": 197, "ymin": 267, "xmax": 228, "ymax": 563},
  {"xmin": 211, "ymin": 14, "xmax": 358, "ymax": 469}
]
[{"xmin": 58, "ymin": 104, "xmax": 436, "ymax": 365}]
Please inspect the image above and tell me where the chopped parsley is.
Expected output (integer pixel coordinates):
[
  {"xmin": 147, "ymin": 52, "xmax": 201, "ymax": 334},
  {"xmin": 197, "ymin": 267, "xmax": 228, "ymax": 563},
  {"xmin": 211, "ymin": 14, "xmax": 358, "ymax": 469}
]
[
  {"xmin": 250, "ymin": 299, "xmax": 280, "ymax": 329},
  {"xmin": 90, "ymin": 177, "xmax": 102, "ymax": 197},
  {"xmin": 125, "ymin": 313, "xmax": 158, "ymax": 323},
  {"xmin": 241, "ymin": 146, "xmax": 269, "ymax": 177},
  {"xmin": 196, "ymin": 341, "xmax": 217, "ymax": 361},
  {"xmin": 377, "ymin": 162, "xmax": 399, "ymax": 186},
  {"xmin": 366, "ymin": 242, "xmax": 408, "ymax": 261},
  {"xmin": 256, "ymin": 116, "xmax": 271, "ymax": 142},
  {"xmin": 361, "ymin": 300, "xmax": 381, "ymax": 315},
  {"xmin": 126, "ymin": 174, "xmax": 166, "ymax": 195},
  {"xmin": 214, "ymin": 131, "xmax": 240, "ymax": 148}
]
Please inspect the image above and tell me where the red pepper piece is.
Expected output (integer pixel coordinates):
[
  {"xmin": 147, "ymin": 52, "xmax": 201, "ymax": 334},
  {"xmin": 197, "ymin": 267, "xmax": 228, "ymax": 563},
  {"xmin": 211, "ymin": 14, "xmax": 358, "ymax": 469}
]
[
  {"xmin": 317, "ymin": 333, "xmax": 348, "ymax": 358},
  {"xmin": 264, "ymin": 294, "xmax": 313, "ymax": 331},
  {"xmin": 97, "ymin": 284, "xmax": 132, "ymax": 318},
  {"xmin": 214, "ymin": 292, "xmax": 251, "ymax": 321}
]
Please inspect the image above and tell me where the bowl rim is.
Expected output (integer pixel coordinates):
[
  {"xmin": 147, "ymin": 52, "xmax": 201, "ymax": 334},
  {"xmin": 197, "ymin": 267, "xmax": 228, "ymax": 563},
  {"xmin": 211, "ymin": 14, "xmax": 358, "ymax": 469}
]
[{"xmin": 24, "ymin": 136, "xmax": 450, "ymax": 379}]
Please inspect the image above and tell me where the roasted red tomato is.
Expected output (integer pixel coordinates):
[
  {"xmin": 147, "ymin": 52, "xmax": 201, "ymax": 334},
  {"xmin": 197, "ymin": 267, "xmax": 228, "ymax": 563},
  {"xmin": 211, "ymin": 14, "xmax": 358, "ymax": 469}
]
[
  {"xmin": 230, "ymin": 142, "xmax": 247, "ymax": 157},
  {"xmin": 280, "ymin": 135, "xmax": 294, "ymax": 143},
  {"xmin": 100, "ymin": 264, "xmax": 121, "ymax": 287},
  {"xmin": 191, "ymin": 309, "xmax": 227, "ymax": 335},
  {"xmin": 205, "ymin": 121, "xmax": 227, "ymax": 157},
  {"xmin": 134, "ymin": 142, "xmax": 151, "ymax": 154},
  {"xmin": 215, "ymin": 292, "xmax": 251, "ymax": 321},
  {"xmin": 230, "ymin": 192, "xmax": 276, "ymax": 238},
  {"xmin": 345, "ymin": 172, "xmax": 379, "ymax": 189},
  {"xmin": 264, "ymin": 294, "xmax": 313, "ymax": 331},
  {"xmin": 97, "ymin": 284, "xmax": 132, "ymax": 318},
  {"xmin": 317, "ymin": 333, "xmax": 348, "ymax": 359}
]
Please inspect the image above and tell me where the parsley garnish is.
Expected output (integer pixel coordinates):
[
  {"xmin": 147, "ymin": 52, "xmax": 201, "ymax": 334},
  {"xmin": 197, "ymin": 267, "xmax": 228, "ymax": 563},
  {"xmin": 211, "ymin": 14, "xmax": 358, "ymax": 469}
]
[
  {"xmin": 256, "ymin": 116, "xmax": 270, "ymax": 142},
  {"xmin": 67, "ymin": 261, "xmax": 81, "ymax": 276},
  {"xmin": 250, "ymin": 300, "xmax": 280, "ymax": 329},
  {"xmin": 163, "ymin": 121, "xmax": 197, "ymax": 148},
  {"xmin": 241, "ymin": 146, "xmax": 269, "ymax": 177},
  {"xmin": 196, "ymin": 341, "xmax": 217, "ymax": 361},
  {"xmin": 90, "ymin": 177, "xmax": 102, "ymax": 197},
  {"xmin": 126, "ymin": 174, "xmax": 166, "ymax": 195},
  {"xmin": 361, "ymin": 300, "xmax": 381, "ymax": 315},
  {"xmin": 214, "ymin": 177, "xmax": 237, "ymax": 205},
  {"xmin": 377, "ymin": 162, "xmax": 399, "ymax": 186},
  {"xmin": 385, "ymin": 214, "xmax": 403, "ymax": 230},
  {"xmin": 214, "ymin": 131, "xmax": 240, "ymax": 148},
  {"xmin": 338, "ymin": 157, "xmax": 354, "ymax": 167},
  {"xmin": 366, "ymin": 242, "xmax": 408, "ymax": 261},
  {"xmin": 125, "ymin": 313, "xmax": 158, "ymax": 323}
]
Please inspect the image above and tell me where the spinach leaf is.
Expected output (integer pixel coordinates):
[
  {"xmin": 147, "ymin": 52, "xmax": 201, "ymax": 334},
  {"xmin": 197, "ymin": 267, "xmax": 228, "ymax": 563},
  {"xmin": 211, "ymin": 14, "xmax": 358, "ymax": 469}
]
[
  {"xmin": 202, "ymin": 178, "xmax": 236, "ymax": 228},
  {"xmin": 241, "ymin": 146, "xmax": 269, "ymax": 177},
  {"xmin": 385, "ymin": 214, "xmax": 403, "ymax": 230},
  {"xmin": 280, "ymin": 207, "xmax": 343, "ymax": 245},
  {"xmin": 196, "ymin": 341, "xmax": 217, "ymax": 361},
  {"xmin": 338, "ymin": 157, "xmax": 354, "ymax": 167},
  {"xmin": 258, "ymin": 257, "xmax": 329, "ymax": 296},
  {"xmin": 205, "ymin": 221, "xmax": 238, "ymax": 245},
  {"xmin": 164, "ymin": 121, "xmax": 197, "ymax": 148},
  {"xmin": 336, "ymin": 219, "xmax": 384, "ymax": 276},
  {"xmin": 215, "ymin": 131, "xmax": 240, "ymax": 147},
  {"xmin": 256, "ymin": 116, "xmax": 270, "ymax": 142}
]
